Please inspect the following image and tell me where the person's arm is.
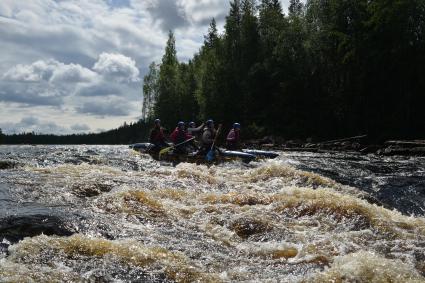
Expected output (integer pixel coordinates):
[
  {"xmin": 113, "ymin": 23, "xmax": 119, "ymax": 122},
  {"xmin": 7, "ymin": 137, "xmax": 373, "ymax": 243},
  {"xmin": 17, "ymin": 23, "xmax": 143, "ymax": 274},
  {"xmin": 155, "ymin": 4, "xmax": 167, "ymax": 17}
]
[
  {"xmin": 195, "ymin": 124, "xmax": 204, "ymax": 132},
  {"xmin": 188, "ymin": 124, "xmax": 204, "ymax": 134}
]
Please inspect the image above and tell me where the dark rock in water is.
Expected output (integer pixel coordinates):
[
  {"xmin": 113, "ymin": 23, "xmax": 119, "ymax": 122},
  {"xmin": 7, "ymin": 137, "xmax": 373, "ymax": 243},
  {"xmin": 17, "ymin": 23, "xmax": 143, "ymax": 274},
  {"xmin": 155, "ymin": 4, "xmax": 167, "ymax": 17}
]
[
  {"xmin": 0, "ymin": 242, "xmax": 9, "ymax": 254},
  {"xmin": 378, "ymin": 146, "xmax": 425, "ymax": 156},
  {"xmin": 230, "ymin": 218, "xmax": 272, "ymax": 239},
  {"xmin": 71, "ymin": 182, "xmax": 113, "ymax": 197},
  {"xmin": 0, "ymin": 215, "xmax": 74, "ymax": 243},
  {"xmin": 0, "ymin": 160, "xmax": 18, "ymax": 170}
]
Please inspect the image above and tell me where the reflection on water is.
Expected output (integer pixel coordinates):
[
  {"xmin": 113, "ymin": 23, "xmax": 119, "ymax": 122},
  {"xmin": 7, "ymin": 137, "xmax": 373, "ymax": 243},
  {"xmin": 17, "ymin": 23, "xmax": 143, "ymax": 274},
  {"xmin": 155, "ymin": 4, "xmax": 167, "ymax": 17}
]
[{"xmin": 0, "ymin": 145, "xmax": 424, "ymax": 282}]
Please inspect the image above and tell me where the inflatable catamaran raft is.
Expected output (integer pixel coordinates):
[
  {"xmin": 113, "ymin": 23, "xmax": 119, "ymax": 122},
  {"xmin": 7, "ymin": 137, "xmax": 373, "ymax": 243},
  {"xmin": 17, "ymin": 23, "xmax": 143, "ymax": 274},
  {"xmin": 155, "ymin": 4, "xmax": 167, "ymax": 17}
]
[{"xmin": 129, "ymin": 143, "xmax": 279, "ymax": 164}]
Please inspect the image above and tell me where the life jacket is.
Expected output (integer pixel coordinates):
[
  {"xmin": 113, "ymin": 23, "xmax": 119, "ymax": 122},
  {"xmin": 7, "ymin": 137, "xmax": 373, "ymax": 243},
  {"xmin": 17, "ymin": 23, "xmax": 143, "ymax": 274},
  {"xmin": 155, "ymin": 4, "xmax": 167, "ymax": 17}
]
[
  {"xmin": 226, "ymin": 129, "xmax": 240, "ymax": 143},
  {"xmin": 201, "ymin": 127, "xmax": 216, "ymax": 147},
  {"xmin": 171, "ymin": 128, "xmax": 191, "ymax": 144},
  {"xmin": 226, "ymin": 129, "xmax": 240, "ymax": 149},
  {"xmin": 150, "ymin": 127, "xmax": 165, "ymax": 143}
]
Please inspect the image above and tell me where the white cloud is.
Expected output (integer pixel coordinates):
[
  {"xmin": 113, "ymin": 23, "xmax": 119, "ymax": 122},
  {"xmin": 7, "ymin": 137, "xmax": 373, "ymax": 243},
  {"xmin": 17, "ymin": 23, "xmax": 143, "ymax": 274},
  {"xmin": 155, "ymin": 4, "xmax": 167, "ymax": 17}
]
[
  {"xmin": 3, "ymin": 59, "xmax": 98, "ymax": 84},
  {"xmin": 0, "ymin": 0, "xmax": 294, "ymax": 134},
  {"xmin": 1, "ymin": 55, "xmax": 139, "ymax": 107},
  {"xmin": 179, "ymin": 0, "xmax": 229, "ymax": 25},
  {"xmin": 3, "ymin": 61, "xmax": 54, "ymax": 82},
  {"xmin": 93, "ymin": 53, "xmax": 140, "ymax": 83},
  {"xmin": 50, "ymin": 63, "xmax": 99, "ymax": 84}
]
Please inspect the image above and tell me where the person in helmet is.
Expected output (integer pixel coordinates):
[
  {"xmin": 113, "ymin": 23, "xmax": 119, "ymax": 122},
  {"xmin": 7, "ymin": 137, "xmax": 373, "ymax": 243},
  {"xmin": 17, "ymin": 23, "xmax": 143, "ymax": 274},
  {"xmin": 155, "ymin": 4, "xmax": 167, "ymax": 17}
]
[
  {"xmin": 185, "ymin": 121, "xmax": 204, "ymax": 151},
  {"xmin": 200, "ymin": 119, "xmax": 218, "ymax": 154},
  {"xmin": 187, "ymin": 121, "xmax": 204, "ymax": 137},
  {"xmin": 226, "ymin": 123, "xmax": 241, "ymax": 150},
  {"xmin": 170, "ymin": 121, "xmax": 192, "ymax": 153},
  {"xmin": 149, "ymin": 119, "xmax": 167, "ymax": 152},
  {"xmin": 187, "ymin": 121, "xmax": 204, "ymax": 142}
]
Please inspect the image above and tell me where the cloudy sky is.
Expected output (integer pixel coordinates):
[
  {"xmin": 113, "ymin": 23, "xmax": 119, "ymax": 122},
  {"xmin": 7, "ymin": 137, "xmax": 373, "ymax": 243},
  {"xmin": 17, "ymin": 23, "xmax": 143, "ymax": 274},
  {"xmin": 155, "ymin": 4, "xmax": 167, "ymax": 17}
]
[{"xmin": 0, "ymin": 0, "xmax": 292, "ymax": 135}]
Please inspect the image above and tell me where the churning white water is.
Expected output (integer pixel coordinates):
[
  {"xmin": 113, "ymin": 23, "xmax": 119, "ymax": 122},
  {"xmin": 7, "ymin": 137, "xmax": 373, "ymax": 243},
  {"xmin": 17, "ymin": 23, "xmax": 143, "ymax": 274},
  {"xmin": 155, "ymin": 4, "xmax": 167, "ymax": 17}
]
[{"xmin": 0, "ymin": 145, "xmax": 424, "ymax": 282}]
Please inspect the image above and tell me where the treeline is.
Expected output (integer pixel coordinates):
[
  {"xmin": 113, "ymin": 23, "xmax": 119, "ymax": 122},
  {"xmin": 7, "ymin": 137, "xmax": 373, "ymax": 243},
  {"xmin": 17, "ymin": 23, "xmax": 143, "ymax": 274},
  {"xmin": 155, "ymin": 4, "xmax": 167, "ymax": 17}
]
[
  {"xmin": 143, "ymin": 0, "xmax": 425, "ymax": 141},
  {"xmin": 0, "ymin": 121, "xmax": 151, "ymax": 145}
]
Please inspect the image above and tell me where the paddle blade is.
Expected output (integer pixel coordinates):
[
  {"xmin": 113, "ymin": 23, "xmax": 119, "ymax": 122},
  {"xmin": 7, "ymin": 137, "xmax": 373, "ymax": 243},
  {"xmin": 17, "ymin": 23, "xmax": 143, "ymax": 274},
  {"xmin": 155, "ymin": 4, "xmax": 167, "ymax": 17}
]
[{"xmin": 206, "ymin": 149, "xmax": 215, "ymax": 162}]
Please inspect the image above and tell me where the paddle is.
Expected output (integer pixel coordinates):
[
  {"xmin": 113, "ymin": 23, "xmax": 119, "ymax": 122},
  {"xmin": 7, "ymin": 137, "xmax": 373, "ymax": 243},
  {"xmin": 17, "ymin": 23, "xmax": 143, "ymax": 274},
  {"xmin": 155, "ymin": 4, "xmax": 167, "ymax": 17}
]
[
  {"xmin": 206, "ymin": 124, "xmax": 222, "ymax": 162},
  {"xmin": 159, "ymin": 137, "xmax": 195, "ymax": 159}
]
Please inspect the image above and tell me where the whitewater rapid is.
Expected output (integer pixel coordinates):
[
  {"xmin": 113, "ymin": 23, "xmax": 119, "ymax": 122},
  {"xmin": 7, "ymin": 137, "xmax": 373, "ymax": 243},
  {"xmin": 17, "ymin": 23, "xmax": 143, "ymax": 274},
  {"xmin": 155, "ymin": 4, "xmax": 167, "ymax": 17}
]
[{"xmin": 0, "ymin": 145, "xmax": 424, "ymax": 282}]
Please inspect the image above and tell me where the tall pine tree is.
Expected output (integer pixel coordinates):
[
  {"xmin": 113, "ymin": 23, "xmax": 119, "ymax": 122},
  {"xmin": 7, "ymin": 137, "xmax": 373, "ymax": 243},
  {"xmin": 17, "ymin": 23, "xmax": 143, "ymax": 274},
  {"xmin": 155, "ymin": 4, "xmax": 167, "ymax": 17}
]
[
  {"xmin": 155, "ymin": 31, "xmax": 180, "ymax": 129},
  {"xmin": 142, "ymin": 62, "xmax": 159, "ymax": 121}
]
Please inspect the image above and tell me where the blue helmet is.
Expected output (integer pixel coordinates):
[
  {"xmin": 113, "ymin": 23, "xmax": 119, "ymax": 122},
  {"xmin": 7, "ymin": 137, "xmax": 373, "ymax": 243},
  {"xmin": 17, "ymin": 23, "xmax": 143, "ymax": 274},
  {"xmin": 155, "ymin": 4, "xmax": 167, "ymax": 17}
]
[
  {"xmin": 177, "ymin": 121, "xmax": 185, "ymax": 127},
  {"xmin": 154, "ymin": 119, "xmax": 161, "ymax": 124},
  {"xmin": 189, "ymin": 121, "xmax": 196, "ymax": 128},
  {"xmin": 206, "ymin": 119, "xmax": 214, "ymax": 127},
  {"xmin": 233, "ymin": 122, "xmax": 241, "ymax": 129}
]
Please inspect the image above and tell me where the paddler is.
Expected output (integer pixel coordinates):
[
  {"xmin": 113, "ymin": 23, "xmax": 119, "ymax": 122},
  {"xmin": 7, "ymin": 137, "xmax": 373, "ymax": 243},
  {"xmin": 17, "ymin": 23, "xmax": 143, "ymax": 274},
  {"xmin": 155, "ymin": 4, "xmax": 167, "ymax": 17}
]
[
  {"xmin": 149, "ymin": 119, "xmax": 167, "ymax": 152},
  {"xmin": 187, "ymin": 121, "xmax": 204, "ymax": 139},
  {"xmin": 170, "ymin": 121, "xmax": 192, "ymax": 153},
  {"xmin": 226, "ymin": 123, "xmax": 241, "ymax": 150},
  {"xmin": 200, "ymin": 119, "xmax": 218, "ymax": 154},
  {"xmin": 186, "ymin": 121, "xmax": 203, "ymax": 149}
]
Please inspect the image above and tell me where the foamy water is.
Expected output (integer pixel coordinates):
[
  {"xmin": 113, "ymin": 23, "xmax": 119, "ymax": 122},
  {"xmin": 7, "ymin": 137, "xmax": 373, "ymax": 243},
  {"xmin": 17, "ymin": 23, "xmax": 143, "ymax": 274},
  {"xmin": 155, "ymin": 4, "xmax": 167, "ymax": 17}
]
[{"xmin": 0, "ymin": 145, "xmax": 424, "ymax": 282}]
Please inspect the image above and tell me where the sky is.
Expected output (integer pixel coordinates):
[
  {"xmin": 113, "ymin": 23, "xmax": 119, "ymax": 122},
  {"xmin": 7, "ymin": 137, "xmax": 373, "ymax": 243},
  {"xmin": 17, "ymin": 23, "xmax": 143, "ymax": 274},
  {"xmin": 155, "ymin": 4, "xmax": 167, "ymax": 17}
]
[{"xmin": 0, "ymin": 0, "xmax": 292, "ymax": 135}]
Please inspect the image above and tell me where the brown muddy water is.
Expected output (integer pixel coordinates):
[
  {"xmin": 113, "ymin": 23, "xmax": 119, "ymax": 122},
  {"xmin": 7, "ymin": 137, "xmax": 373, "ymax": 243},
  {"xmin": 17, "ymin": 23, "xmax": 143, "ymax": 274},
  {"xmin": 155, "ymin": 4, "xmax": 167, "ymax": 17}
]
[{"xmin": 0, "ymin": 145, "xmax": 424, "ymax": 282}]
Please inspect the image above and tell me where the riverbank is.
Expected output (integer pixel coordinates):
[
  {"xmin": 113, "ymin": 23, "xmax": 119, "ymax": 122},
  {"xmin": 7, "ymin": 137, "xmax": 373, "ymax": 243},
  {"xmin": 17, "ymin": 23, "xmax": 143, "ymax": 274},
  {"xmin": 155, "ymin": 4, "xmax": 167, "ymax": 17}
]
[{"xmin": 246, "ymin": 137, "xmax": 425, "ymax": 156}]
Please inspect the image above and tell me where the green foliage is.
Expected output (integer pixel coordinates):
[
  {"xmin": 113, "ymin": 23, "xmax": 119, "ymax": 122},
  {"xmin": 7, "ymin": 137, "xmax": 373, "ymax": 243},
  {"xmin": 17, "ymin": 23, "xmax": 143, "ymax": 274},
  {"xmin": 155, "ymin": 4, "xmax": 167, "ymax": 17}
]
[
  {"xmin": 154, "ymin": 31, "xmax": 200, "ymax": 130},
  {"xmin": 288, "ymin": 0, "xmax": 304, "ymax": 17},
  {"xmin": 142, "ymin": 62, "xmax": 159, "ymax": 121},
  {"xmin": 155, "ymin": 31, "xmax": 180, "ymax": 129},
  {"xmin": 145, "ymin": 0, "xmax": 425, "ymax": 140}
]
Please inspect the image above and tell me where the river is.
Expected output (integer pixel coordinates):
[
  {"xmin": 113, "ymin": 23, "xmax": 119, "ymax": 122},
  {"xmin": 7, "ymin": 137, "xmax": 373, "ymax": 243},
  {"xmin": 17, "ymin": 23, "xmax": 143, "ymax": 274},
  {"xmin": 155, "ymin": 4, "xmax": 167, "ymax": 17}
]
[{"xmin": 0, "ymin": 145, "xmax": 424, "ymax": 282}]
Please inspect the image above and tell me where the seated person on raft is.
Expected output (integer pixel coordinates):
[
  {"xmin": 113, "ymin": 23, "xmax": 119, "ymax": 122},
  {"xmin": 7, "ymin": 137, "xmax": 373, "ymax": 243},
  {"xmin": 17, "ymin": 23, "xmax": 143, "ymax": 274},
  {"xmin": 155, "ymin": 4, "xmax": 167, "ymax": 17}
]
[
  {"xmin": 186, "ymin": 121, "xmax": 204, "ymax": 151},
  {"xmin": 170, "ymin": 121, "xmax": 193, "ymax": 154},
  {"xmin": 149, "ymin": 119, "xmax": 168, "ymax": 153},
  {"xmin": 199, "ymin": 119, "xmax": 219, "ymax": 155},
  {"xmin": 226, "ymin": 123, "xmax": 241, "ymax": 150}
]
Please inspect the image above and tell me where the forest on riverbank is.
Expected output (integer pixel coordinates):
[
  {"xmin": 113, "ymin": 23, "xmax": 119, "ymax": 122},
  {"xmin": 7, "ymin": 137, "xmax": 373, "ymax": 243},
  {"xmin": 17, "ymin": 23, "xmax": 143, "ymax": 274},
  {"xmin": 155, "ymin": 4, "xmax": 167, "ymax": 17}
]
[
  {"xmin": 1, "ymin": 0, "xmax": 424, "ymax": 145},
  {"xmin": 0, "ymin": 121, "xmax": 150, "ymax": 145},
  {"xmin": 143, "ymin": 0, "xmax": 425, "ymax": 141}
]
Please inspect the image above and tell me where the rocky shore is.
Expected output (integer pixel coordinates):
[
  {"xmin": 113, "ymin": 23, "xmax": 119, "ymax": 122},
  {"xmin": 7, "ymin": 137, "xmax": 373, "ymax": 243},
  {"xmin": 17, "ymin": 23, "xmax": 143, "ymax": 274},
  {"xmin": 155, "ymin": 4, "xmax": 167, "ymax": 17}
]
[{"xmin": 245, "ymin": 136, "xmax": 425, "ymax": 156}]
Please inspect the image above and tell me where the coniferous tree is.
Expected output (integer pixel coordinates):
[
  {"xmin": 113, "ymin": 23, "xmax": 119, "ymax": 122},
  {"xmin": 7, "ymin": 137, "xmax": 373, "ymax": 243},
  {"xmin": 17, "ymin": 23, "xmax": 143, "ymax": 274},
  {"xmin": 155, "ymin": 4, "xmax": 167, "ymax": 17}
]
[
  {"xmin": 155, "ymin": 31, "xmax": 180, "ymax": 129},
  {"xmin": 221, "ymin": 0, "xmax": 243, "ymax": 124},
  {"xmin": 289, "ymin": 0, "xmax": 304, "ymax": 17},
  {"xmin": 144, "ymin": 0, "xmax": 425, "ymax": 141},
  {"xmin": 194, "ymin": 18, "xmax": 223, "ymax": 121},
  {"xmin": 240, "ymin": 0, "xmax": 262, "ymax": 128},
  {"xmin": 177, "ymin": 61, "xmax": 199, "ymax": 122},
  {"xmin": 257, "ymin": 0, "xmax": 285, "ymax": 128},
  {"xmin": 142, "ymin": 62, "xmax": 159, "ymax": 121},
  {"xmin": 204, "ymin": 18, "xmax": 219, "ymax": 49}
]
